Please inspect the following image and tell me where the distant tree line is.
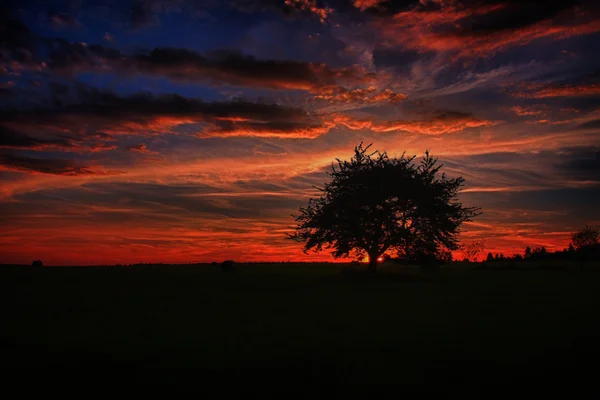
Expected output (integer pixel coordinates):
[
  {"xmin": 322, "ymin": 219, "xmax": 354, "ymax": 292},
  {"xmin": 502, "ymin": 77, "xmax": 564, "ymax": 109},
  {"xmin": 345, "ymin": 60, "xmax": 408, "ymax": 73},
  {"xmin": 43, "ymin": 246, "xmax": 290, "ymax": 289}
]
[{"xmin": 483, "ymin": 226, "xmax": 600, "ymax": 264}]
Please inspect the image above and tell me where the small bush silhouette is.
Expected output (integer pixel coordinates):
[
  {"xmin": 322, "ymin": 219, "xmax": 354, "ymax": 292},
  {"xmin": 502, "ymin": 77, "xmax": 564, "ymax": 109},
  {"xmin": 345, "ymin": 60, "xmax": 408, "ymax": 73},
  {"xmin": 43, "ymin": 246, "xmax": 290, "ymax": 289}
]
[
  {"xmin": 31, "ymin": 260, "xmax": 43, "ymax": 267},
  {"xmin": 221, "ymin": 260, "xmax": 236, "ymax": 272}
]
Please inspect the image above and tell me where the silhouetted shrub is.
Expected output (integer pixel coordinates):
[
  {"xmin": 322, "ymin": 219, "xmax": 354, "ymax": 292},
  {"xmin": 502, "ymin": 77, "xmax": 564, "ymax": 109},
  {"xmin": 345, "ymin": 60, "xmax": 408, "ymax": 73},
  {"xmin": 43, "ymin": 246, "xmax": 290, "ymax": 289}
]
[
  {"xmin": 221, "ymin": 260, "xmax": 236, "ymax": 272},
  {"xmin": 211, "ymin": 261, "xmax": 218, "ymax": 266},
  {"xmin": 31, "ymin": 260, "xmax": 43, "ymax": 267}
]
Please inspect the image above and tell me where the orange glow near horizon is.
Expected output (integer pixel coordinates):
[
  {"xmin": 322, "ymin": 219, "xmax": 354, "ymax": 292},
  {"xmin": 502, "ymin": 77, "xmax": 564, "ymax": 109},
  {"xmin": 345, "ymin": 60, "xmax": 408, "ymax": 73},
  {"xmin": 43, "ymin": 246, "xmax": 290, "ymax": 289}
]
[
  {"xmin": 0, "ymin": 137, "xmax": 593, "ymax": 266},
  {"xmin": 1, "ymin": 1, "xmax": 599, "ymax": 265}
]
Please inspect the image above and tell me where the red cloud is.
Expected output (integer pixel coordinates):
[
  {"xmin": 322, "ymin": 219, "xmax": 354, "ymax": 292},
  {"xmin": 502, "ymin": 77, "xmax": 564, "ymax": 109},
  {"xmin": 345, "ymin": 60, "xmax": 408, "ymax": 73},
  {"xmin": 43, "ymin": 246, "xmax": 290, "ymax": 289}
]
[
  {"xmin": 374, "ymin": 2, "xmax": 600, "ymax": 59},
  {"xmin": 126, "ymin": 144, "xmax": 152, "ymax": 154},
  {"xmin": 353, "ymin": 0, "xmax": 384, "ymax": 11}
]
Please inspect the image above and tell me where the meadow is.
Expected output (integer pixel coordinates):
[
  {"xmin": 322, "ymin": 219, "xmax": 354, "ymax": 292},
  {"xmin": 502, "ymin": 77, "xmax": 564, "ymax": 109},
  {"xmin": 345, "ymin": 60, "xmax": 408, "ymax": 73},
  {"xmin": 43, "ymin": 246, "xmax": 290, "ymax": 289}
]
[{"xmin": 3, "ymin": 262, "xmax": 600, "ymax": 395}]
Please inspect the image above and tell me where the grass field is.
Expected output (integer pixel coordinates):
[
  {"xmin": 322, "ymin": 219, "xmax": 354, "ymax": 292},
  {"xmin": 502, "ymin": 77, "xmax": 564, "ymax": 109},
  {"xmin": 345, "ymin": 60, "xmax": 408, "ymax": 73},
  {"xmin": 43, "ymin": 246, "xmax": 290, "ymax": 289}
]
[{"xmin": 3, "ymin": 263, "xmax": 600, "ymax": 395}]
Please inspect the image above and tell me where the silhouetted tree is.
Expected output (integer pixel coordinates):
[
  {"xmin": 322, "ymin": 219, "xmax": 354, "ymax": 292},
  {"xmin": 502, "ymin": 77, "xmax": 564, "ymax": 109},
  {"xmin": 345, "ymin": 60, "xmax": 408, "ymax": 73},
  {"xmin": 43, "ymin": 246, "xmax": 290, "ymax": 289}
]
[
  {"xmin": 571, "ymin": 226, "xmax": 600, "ymax": 262},
  {"xmin": 571, "ymin": 226, "xmax": 599, "ymax": 251},
  {"xmin": 31, "ymin": 260, "xmax": 43, "ymax": 267},
  {"xmin": 486, "ymin": 252, "xmax": 494, "ymax": 262},
  {"xmin": 524, "ymin": 246, "xmax": 532, "ymax": 259},
  {"xmin": 288, "ymin": 143, "xmax": 481, "ymax": 272},
  {"xmin": 461, "ymin": 240, "xmax": 486, "ymax": 262}
]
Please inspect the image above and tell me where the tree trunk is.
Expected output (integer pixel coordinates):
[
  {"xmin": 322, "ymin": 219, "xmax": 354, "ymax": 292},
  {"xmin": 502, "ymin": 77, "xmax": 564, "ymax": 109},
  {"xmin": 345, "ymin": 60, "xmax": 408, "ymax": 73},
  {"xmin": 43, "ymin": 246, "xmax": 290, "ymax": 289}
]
[{"xmin": 368, "ymin": 254, "xmax": 378, "ymax": 274}]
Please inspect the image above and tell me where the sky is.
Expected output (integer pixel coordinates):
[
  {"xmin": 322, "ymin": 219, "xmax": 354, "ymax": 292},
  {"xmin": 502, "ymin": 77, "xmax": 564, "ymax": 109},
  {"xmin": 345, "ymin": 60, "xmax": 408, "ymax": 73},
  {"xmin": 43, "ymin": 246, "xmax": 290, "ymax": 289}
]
[{"xmin": 1, "ymin": 0, "xmax": 599, "ymax": 265}]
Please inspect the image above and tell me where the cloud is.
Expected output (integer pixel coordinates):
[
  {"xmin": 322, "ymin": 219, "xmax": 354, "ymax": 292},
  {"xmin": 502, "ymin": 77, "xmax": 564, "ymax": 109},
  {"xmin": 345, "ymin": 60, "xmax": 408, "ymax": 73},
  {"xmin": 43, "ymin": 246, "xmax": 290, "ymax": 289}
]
[
  {"xmin": 126, "ymin": 144, "xmax": 154, "ymax": 154},
  {"xmin": 4, "ymin": 19, "xmax": 379, "ymax": 98},
  {"xmin": 0, "ymin": 123, "xmax": 118, "ymax": 154},
  {"xmin": 284, "ymin": 0, "xmax": 332, "ymax": 23},
  {"xmin": 509, "ymin": 105, "xmax": 547, "ymax": 117},
  {"xmin": 0, "ymin": 126, "xmax": 75, "ymax": 150},
  {"xmin": 314, "ymin": 86, "xmax": 406, "ymax": 104},
  {"xmin": 513, "ymin": 83, "xmax": 600, "ymax": 98},
  {"xmin": 130, "ymin": 48, "xmax": 371, "ymax": 90},
  {"xmin": 45, "ymin": 43, "xmax": 374, "ymax": 92},
  {"xmin": 335, "ymin": 110, "xmax": 498, "ymax": 134},
  {"xmin": 129, "ymin": 0, "xmax": 187, "ymax": 29},
  {"xmin": 373, "ymin": 1, "xmax": 600, "ymax": 59},
  {"xmin": 201, "ymin": 120, "xmax": 334, "ymax": 139},
  {"xmin": 125, "ymin": 143, "xmax": 162, "ymax": 160},
  {"xmin": 103, "ymin": 32, "xmax": 114, "ymax": 42},
  {"xmin": 353, "ymin": 0, "xmax": 385, "ymax": 11},
  {"xmin": 0, "ymin": 87, "xmax": 336, "ymax": 139},
  {"xmin": 231, "ymin": 0, "xmax": 332, "ymax": 22},
  {"xmin": 0, "ymin": 18, "xmax": 41, "ymax": 71},
  {"xmin": 47, "ymin": 12, "xmax": 81, "ymax": 29},
  {"xmin": 577, "ymin": 118, "xmax": 600, "ymax": 130},
  {"xmin": 558, "ymin": 147, "xmax": 600, "ymax": 183},
  {"xmin": 0, "ymin": 152, "xmax": 122, "ymax": 176}
]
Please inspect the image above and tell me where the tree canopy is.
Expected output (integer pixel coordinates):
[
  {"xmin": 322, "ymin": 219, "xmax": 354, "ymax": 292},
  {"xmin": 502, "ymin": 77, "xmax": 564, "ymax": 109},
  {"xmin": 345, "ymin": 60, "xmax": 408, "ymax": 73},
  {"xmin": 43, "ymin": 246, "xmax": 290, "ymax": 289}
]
[
  {"xmin": 288, "ymin": 143, "xmax": 481, "ymax": 271},
  {"xmin": 571, "ymin": 226, "xmax": 599, "ymax": 251}
]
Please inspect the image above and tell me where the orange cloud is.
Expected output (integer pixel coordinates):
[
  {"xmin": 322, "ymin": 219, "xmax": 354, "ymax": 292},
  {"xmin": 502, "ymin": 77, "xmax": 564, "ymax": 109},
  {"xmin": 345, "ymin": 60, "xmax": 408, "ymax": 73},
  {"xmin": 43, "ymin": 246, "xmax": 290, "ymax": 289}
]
[
  {"xmin": 285, "ymin": 0, "xmax": 332, "ymax": 23},
  {"xmin": 201, "ymin": 121, "xmax": 335, "ymax": 139},
  {"xmin": 509, "ymin": 105, "xmax": 546, "ymax": 116},
  {"xmin": 335, "ymin": 111, "xmax": 498, "ymax": 135},
  {"xmin": 314, "ymin": 86, "xmax": 406, "ymax": 104},
  {"xmin": 513, "ymin": 83, "xmax": 600, "ymax": 98}
]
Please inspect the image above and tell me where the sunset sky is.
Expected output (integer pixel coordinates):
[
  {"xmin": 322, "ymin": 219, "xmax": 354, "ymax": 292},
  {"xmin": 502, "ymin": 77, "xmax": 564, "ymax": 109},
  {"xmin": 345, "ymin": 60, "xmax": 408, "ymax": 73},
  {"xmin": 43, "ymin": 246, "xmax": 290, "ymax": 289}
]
[{"xmin": 1, "ymin": 0, "xmax": 599, "ymax": 265}]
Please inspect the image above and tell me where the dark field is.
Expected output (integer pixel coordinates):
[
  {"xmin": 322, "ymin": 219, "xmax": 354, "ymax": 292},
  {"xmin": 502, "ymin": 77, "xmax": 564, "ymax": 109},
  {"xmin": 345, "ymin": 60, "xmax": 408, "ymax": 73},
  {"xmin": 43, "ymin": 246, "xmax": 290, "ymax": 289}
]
[{"xmin": 3, "ymin": 263, "xmax": 600, "ymax": 395}]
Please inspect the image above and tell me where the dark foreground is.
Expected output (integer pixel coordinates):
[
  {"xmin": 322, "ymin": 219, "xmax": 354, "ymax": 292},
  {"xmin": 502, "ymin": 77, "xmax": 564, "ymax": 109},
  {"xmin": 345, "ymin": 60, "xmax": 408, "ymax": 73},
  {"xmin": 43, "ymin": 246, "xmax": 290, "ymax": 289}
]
[{"xmin": 3, "ymin": 263, "xmax": 600, "ymax": 395}]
